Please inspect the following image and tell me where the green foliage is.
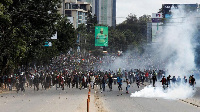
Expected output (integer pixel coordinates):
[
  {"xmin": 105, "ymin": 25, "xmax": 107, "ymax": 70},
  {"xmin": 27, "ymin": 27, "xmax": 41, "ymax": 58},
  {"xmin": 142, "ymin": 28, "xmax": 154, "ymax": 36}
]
[
  {"xmin": 116, "ymin": 14, "xmax": 151, "ymax": 52},
  {"xmin": 76, "ymin": 13, "xmax": 151, "ymax": 56},
  {"xmin": 56, "ymin": 17, "xmax": 77, "ymax": 54},
  {"xmin": 0, "ymin": 0, "xmax": 77, "ymax": 75}
]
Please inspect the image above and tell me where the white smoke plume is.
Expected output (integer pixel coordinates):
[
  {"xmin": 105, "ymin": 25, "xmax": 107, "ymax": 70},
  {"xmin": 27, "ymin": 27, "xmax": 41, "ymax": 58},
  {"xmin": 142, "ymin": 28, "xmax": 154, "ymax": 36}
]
[
  {"xmin": 96, "ymin": 5, "xmax": 199, "ymax": 100},
  {"xmin": 130, "ymin": 5, "xmax": 199, "ymax": 99},
  {"xmin": 131, "ymin": 84, "xmax": 196, "ymax": 100},
  {"xmin": 160, "ymin": 6, "xmax": 197, "ymax": 76}
]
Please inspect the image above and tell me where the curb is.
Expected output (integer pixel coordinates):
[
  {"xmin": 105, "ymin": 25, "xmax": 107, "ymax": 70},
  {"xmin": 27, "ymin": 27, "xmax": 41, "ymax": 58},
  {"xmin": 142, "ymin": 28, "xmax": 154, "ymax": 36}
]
[{"xmin": 179, "ymin": 99, "xmax": 200, "ymax": 108}]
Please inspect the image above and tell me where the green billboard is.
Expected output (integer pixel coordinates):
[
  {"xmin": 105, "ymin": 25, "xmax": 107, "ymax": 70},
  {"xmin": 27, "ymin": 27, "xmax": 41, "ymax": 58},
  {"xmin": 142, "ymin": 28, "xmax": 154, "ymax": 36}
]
[{"xmin": 95, "ymin": 26, "xmax": 108, "ymax": 46}]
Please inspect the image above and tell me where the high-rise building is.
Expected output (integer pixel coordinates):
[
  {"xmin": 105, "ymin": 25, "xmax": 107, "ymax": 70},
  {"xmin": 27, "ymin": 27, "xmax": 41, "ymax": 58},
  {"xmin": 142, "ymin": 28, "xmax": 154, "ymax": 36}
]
[
  {"xmin": 94, "ymin": 0, "xmax": 116, "ymax": 27},
  {"xmin": 59, "ymin": 0, "xmax": 116, "ymax": 28},
  {"xmin": 80, "ymin": 0, "xmax": 116, "ymax": 27}
]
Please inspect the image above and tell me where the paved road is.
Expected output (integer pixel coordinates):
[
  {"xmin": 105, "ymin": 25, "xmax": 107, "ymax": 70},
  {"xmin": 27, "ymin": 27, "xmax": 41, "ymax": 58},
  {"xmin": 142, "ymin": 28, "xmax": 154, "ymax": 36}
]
[
  {"xmin": 0, "ymin": 86, "xmax": 93, "ymax": 112},
  {"xmin": 96, "ymin": 82, "xmax": 200, "ymax": 112},
  {"xmin": 0, "ymin": 82, "xmax": 200, "ymax": 112}
]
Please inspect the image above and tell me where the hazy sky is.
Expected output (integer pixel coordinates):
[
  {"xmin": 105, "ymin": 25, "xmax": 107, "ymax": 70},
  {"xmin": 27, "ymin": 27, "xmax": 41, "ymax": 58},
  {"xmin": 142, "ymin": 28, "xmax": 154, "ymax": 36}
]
[{"xmin": 116, "ymin": 0, "xmax": 200, "ymax": 24}]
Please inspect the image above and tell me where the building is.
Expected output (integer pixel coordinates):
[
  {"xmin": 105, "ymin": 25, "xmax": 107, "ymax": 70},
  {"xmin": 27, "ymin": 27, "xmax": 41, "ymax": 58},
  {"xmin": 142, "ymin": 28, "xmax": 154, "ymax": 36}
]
[
  {"xmin": 94, "ymin": 0, "xmax": 116, "ymax": 27},
  {"xmin": 80, "ymin": 0, "xmax": 116, "ymax": 27},
  {"xmin": 78, "ymin": 0, "xmax": 95, "ymax": 14},
  {"xmin": 59, "ymin": 0, "xmax": 116, "ymax": 27},
  {"xmin": 59, "ymin": 0, "xmax": 92, "ymax": 29}
]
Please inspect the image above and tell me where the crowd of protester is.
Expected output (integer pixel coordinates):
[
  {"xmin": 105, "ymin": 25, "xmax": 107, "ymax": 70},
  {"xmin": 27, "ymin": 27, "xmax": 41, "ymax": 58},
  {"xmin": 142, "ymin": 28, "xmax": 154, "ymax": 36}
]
[{"xmin": 0, "ymin": 54, "xmax": 198, "ymax": 94}]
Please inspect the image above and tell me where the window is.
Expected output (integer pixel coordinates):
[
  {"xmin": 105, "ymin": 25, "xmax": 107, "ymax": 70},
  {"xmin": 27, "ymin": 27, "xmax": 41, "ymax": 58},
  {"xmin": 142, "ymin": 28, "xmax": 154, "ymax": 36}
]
[
  {"xmin": 72, "ymin": 4, "xmax": 78, "ymax": 9},
  {"xmin": 78, "ymin": 11, "xmax": 82, "ymax": 15},
  {"xmin": 78, "ymin": 16, "xmax": 82, "ymax": 19},
  {"xmin": 65, "ymin": 10, "xmax": 72, "ymax": 17},
  {"xmin": 65, "ymin": 3, "xmax": 69, "ymax": 9},
  {"xmin": 78, "ymin": 20, "xmax": 82, "ymax": 23},
  {"xmin": 80, "ymin": 4, "xmax": 86, "ymax": 11}
]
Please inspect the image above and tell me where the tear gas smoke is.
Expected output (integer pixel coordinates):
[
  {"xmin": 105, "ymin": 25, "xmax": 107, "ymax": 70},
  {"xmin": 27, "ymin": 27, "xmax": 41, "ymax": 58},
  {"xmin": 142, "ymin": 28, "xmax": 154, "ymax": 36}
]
[
  {"xmin": 130, "ymin": 5, "xmax": 199, "ymax": 100},
  {"xmin": 131, "ymin": 84, "xmax": 195, "ymax": 100},
  {"xmin": 95, "ymin": 5, "xmax": 199, "ymax": 100}
]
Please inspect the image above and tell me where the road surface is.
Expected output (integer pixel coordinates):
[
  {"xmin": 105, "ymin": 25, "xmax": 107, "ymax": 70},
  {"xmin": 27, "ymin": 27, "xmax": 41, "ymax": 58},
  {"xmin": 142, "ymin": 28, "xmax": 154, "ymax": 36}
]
[{"xmin": 0, "ymin": 82, "xmax": 200, "ymax": 112}]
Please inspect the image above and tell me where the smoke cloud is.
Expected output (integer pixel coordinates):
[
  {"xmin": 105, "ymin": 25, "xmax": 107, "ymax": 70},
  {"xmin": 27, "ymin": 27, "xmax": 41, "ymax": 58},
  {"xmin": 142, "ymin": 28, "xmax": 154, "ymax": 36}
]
[
  {"xmin": 96, "ymin": 5, "xmax": 199, "ymax": 100},
  {"xmin": 131, "ymin": 84, "xmax": 196, "ymax": 100},
  {"xmin": 130, "ymin": 5, "xmax": 200, "ymax": 100}
]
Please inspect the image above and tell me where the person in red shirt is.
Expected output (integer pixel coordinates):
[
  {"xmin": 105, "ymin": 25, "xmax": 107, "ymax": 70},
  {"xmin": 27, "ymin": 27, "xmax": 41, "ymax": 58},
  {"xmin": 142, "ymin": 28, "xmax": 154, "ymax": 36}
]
[
  {"xmin": 160, "ymin": 76, "xmax": 167, "ymax": 89},
  {"xmin": 145, "ymin": 71, "xmax": 149, "ymax": 82}
]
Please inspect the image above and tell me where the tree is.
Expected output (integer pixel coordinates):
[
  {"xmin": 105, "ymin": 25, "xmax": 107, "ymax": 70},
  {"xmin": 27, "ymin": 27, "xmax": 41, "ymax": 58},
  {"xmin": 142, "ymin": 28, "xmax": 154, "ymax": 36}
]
[
  {"xmin": 77, "ymin": 12, "xmax": 98, "ymax": 56},
  {"xmin": 108, "ymin": 28, "xmax": 126, "ymax": 52},
  {"xmin": 0, "ymin": 0, "xmax": 62, "ymax": 75},
  {"xmin": 115, "ymin": 14, "xmax": 151, "ymax": 53},
  {"xmin": 56, "ymin": 17, "xmax": 77, "ymax": 54}
]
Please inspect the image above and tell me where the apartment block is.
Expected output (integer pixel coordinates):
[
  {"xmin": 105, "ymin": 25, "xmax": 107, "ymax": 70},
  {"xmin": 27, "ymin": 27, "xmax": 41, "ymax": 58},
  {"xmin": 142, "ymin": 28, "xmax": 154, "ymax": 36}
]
[
  {"xmin": 95, "ymin": 0, "xmax": 116, "ymax": 27},
  {"xmin": 59, "ymin": 0, "xmax": 116, "ymax": 28},
  {"xmin": 82, "ymin": 0, "xmax": 116, "ymax": 27},
  {"xmin": 59, "ymin": 0, "xmax": 91, "ymax": 29}
]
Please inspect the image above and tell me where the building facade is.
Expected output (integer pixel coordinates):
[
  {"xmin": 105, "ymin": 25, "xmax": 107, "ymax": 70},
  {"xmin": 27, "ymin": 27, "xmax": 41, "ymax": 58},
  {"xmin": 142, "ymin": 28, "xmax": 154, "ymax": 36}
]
[
  {"xmin": 94, "ymin": 0, "xmax": 116, "ymax": 27},
  {"xmin": 59, "ymin": 0, "xmax": 91, "ymax": 29},
  {"xmin": 79, "ymin": 0, "xmax": 116, "ymax": 27},
  {"xmin": 59, "ymin": 0, "xmax": 116, "ymax": 28}
]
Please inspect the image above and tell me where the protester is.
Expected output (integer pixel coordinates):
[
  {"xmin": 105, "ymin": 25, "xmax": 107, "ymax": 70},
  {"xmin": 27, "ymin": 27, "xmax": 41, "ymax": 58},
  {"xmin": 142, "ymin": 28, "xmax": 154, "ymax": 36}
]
[
  {"xmin": 166, "ymin": 75, "xmax": 171, "ymax": 87},
  {"xmin": 126, "ymin": 79, "xmax": 130, "ymax": 94},
  {"xmin": 160, "ymin": 76, "xmax": 167, "ymax": 89},
  {"xmin": 117, "ymin": 76, "xmax": 123, "ymax": 91},
  {"xmin": 172, "ymin": 76, "xmax": 176, "ymax": 84},
  {"xmin": 190, "ymin": 75, "xmax": 196, "ymax": 88},
  {"xmin": 152, "ymin": 75, "xmax": 157, "ymax": 87},
  {"xmin": 108, "ymin": 75, "xmax": 113, "ymax": 91}
]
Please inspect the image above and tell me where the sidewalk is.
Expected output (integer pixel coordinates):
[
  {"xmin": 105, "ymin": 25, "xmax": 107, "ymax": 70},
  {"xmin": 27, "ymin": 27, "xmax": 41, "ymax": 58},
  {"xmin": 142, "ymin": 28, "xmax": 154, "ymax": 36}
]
[{"xmin": 180, "ymin": 87, "xmax": 200, "ymax": 107}]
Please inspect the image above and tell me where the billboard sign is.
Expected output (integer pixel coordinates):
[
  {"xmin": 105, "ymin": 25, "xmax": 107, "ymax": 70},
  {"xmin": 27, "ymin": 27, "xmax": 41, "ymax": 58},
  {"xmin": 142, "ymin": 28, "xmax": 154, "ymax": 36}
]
[
  {"xmin": 95, "ymin": 26, "xmax": 108, "ymax": 46},
  {"xmin": 152, "ymin": 13, "xmax": 163, "ymax": 18},
  {"xmin": 152, "ymin": 18, "xmax": 162, "ymax": 23},
  {"xmin": 152, "ymin": 13, "xmax": 163, "ymax": 23}
]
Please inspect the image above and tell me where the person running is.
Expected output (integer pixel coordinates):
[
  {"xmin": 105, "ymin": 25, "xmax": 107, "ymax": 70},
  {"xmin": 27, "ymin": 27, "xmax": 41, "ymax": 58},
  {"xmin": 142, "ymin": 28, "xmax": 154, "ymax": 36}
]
[
  {"xmin": 190, "ymin": 75, "xmax": 195, "ymax": 89},
  {"xmin": 183, "ymin": 76, "xmax": 187, "ymax": 83},
  {"xmin": 160, "ymin": 76, "xmax": 167, "ymax": 89},
  {"xmin": 102, "ymin": 76, "xmax": 106, "ymax": 92},
  {"xmin": 126, "ymin": 79, "xmax": 130, "ymax": 94},
  {"xmin": 61, "ymin": 76, "xmax": 65, "ymax": 90},
  {"xmin": 108, "ymin": 75, "xmax": 113, "ymax": 91},
  {"xmin": 166, "ymin": 75, "xmax": 171, "ymax": 87},
  {"xmin": 136, "ymin": 75, "xmax": 140, "ymax": 88},
  {"xmin": 152, "ymin": 75, "xmax": 157, "ymax": 87},
  {"xmin": 117, "ymin": 76, "xmax": 123, "ymax": 91}
]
